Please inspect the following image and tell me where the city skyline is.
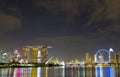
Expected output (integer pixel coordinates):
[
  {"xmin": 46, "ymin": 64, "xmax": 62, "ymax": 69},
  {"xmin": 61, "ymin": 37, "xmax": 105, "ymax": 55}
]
[
  {"xmin": 0, "ymin": 0, "xmax": 120, "ymax": 60},
  {"xmin": 0, "ymin": 46, "xmax": 118, "ymax": 63}
]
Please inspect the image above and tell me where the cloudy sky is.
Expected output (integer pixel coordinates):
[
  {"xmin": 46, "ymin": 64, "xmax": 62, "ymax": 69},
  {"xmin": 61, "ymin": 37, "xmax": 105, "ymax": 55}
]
[{"xmin": 0, "ymin": 0, "xmax": 120, "ymax": 60}]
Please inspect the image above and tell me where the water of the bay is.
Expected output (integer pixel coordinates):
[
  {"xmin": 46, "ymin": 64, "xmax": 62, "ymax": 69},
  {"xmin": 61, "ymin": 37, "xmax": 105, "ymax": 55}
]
[{"xmin": 0, "ymin": 65, "xmax": 120, "ymax": 77}]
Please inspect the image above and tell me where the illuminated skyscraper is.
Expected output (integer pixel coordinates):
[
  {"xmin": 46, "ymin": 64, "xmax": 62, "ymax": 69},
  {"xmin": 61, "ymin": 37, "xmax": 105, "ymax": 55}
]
[
  {"xmin": 117, "ymin": 51, "xmax": 120, "ymax": 63},
  {"xmin": 85, "ymin": 53, "xmax": 91, "ymax": 63},
  {"xmin": 109, "ymin": 48, "xmax": 115, "ymax": 63},
  {"xmin": 23, "ymin": 46, "xmax": 30, "ymax": 63},
  {"xmin": 37, "ymin": 50, "xmax": 42, "ymax": 63},
  {"xmin": 31, "ymin": 46, "xmax": 39, "ymax": 63},
  {"xmin": 0, "ymin": 49, "xmax": 3, "ymax": 62},
  {"xmin": 94, "ymin": 54, "xmax": 97, "ymax": 63},
  {"xmin": 75, "ymin": 59, "xmax": 79, "ymax": 64},
  {"xmin": 114, "ymin": 53, "xmax": 118, "ymax": 63},
  {"xmin": 41, "ymin": 47, "xmax": 48, "ymax": 63},
  {"xmin": 13, "ymin": 50, "xmax": 22, "ymax": 62},
  {"xmin": 98, "ymin": 55, "xmax": 104, "ymax": 63},
  {"xmin": 23, "ymin": 45, "xmax": 48, "ymax": 63},
  {"xmin": 1, "ymin": 53, "xmax": 9, "ymax": 63}
]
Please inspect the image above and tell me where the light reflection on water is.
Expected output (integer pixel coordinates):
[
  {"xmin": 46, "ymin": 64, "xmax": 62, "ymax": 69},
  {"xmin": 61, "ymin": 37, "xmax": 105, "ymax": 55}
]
[
  {"xmin": 96, "ymin": 66, "xmax": 115, "ymax": 77},
  {"xmin": 0, "ymin": 65, "xmax": 119, "ymax": 77}
]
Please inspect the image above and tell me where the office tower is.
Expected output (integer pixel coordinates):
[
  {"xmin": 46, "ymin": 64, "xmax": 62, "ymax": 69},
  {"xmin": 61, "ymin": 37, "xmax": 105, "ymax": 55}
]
[
  {"xmin": 0, "ymin": 49, "xmax": 3, "ymax": 62},
  {"xmin": 1, "ymin": 53, "xmax": 8, "ymax": 63},
  {"xmin": 14, "ymin": 50, "xmax": 21, "ymax": 62},
  {"xmin": 109, "ymin": 48, "xmax": 115, "ymax": 63},
  {"xmin": 75, "ymin": 59, "xmax": 79, "ymax": 64},
  {"xmin": 85, "ymin": 53, "xmax": 91, "ymax": 63},
  {"xmin": 23, "ymin": 46, "xmax": 29, "ymax": 63},
  {"xmin": 114, "ymin": 53, "xmax": 118, "ymax": 63},
  {"xmin": 117, "ymin": 51, "xmax": 120, "ymax": 63}
]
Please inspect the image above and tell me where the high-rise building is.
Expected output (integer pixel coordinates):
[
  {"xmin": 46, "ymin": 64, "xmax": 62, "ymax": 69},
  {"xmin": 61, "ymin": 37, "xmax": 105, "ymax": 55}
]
[
  {"xmin": 31, "ymin": 46, "xmax": 39, "ymax": 63},
  {"xmin": 98, "ymin": 55, "xmax": 104, "ymax": 63},
  {"xmin": 37, "ymin": 50, "xmax": 42, "ymax": 63},
  {"xmin": 117, "ymin": 51, "xmax": 120, "ymax": 63},
  {"xmin": 0, "ymin": 49, "xmax": 3, "ymax": 62},
  {"xmin": 109, "ymin": 48, "xmax": 115, "ymax": 63},
  {"xmin": 75, "ymin": 59, "xmax": 79, "ymax": 64},
  {"xmin": 114, "ymin": 53, "xmax": 118, "ymax": 63},
  {"xmin": 23, "ymin": 45, "xmax": 48, "ymax": 63},
  {"xmin": 85, "ymin": 53, "xmax": 91, "ymax": 63},
  {"xmin": 23, "ymin": 46, "xmax": 30, "ymax": 63},
  {"xmin": 41, "ymin": 47, "xmax": 48, "ymax": 63},
  {"xmin": 94, "ymin": 54, "xmax": 97, "ymax": 63}
]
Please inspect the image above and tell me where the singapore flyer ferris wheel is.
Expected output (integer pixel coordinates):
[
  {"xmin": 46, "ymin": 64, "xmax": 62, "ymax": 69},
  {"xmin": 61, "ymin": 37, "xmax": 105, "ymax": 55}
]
[{"xmin": 96, "ymin": 49, "xmax": 110, "ymax": 63}]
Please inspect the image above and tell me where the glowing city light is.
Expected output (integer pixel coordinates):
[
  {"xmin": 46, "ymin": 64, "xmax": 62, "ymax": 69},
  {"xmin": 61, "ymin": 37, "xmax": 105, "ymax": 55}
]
[
  {"xmin": 109, "ymin": 48, "xmax": 114, "ymax": 52},
  {"xmin": 2, "ymin": 53, "xmax": 7, "ymax": 55}
]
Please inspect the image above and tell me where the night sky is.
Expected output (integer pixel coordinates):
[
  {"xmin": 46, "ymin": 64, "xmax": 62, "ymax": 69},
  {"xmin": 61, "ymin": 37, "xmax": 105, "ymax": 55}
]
[{"xmin": 0, "ymin": 0, "xmax": 120, "ymax": 60}]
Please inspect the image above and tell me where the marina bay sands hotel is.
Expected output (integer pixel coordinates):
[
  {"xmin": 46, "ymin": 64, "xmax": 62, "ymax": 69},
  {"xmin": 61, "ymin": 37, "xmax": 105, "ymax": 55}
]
[{"xmin": 23, "ymin": 46, "xmax": 48, "ymax": 63}]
